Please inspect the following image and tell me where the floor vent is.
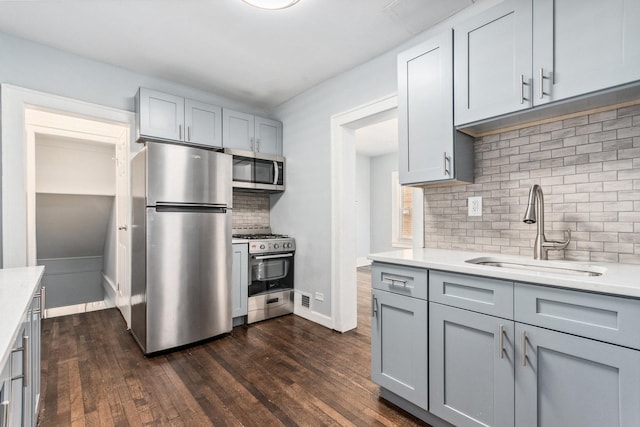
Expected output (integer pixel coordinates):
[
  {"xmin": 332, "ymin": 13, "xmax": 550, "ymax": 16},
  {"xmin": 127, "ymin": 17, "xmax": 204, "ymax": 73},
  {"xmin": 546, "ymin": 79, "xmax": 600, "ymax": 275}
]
[{"xmin": 301, "ymin": 293, "xmax": 311, "ymax": 309}]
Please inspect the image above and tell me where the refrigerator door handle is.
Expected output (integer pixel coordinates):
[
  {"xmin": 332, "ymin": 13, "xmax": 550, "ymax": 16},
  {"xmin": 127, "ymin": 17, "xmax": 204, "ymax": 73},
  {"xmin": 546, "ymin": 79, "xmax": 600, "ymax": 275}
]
[{"xmin": 155, "ymin": 202, "xmax": 228, "ymax": 212}]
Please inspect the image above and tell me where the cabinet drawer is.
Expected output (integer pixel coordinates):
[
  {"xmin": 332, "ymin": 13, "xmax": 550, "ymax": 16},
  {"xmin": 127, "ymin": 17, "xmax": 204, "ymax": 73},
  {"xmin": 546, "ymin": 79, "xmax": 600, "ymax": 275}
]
[
  {"xmin": 371, "ymin": 263, "xmax": 428, "ymax": 300},
  {"xmin": 515, "ymin": 283, "xmax": 640, "ymax": 350},
  {"xmin": 430, "ymin": 270, "xmax": 514, "ymax": 319}
]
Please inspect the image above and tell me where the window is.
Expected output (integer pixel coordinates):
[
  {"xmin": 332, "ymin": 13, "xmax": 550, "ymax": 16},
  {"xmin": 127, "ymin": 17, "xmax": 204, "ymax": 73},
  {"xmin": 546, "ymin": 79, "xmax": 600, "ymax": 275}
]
[{"xmin": 391, "ymin": 171, "xmax": 412, "ymax": 248}]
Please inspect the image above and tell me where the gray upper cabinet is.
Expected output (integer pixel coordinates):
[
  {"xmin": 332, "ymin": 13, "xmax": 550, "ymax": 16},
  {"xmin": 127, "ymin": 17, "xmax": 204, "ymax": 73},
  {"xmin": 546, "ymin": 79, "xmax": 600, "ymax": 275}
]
[
  {"xmin": 454, "ymin": 0, "xmax": 532, "ymax": 126},
  {"xmin": 184, "ymin": 99, "xmax": 223, "ymax": 147},
  {"xmin": 430, "ymin": 303, "xmax": 515, "ymax": 427},
  {"xmin": 515, "ymin": 323, "xmax": 640, "ymax": 427},
  {"xmin": 398, "ymin": 30, "xmax": 474, "ymax": 185},
  {"xmin": 137, "ymin": 88, "xmax": 222, "ymax": 148},
  {"xmin": 454, "ymin": 0, "xmax": 640, "ymax": 126},
  {"xmin": 533, "ymin": 0, "xmax": 640, "ymax": 105},
  {"xmin": 223, "ymin": 109, "xmax": 283, "ymax": 156}
]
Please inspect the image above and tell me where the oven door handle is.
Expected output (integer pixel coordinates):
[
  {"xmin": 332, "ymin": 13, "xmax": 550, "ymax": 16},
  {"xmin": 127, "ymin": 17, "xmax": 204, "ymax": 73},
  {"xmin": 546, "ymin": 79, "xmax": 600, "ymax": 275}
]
[
  {"xmin": 253, "ymin": 253, "xmax": 294, "ymax": 260},
  {"xmin": 273, "ymin": 161, "xmax": 279, "ymax": 185}
]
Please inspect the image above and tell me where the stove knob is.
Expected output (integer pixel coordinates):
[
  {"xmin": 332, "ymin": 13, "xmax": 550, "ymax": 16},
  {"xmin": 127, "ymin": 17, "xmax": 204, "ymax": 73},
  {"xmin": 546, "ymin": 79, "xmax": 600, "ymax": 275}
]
[
  {"xmin": 274, "ymin": 243, "xmax": 279, "ymax": 249},
  {"xmin": 260, "ymin": 244, "xmax": 266, "ymax": 250},
  {"xmin": 284, "ymin": 243, "xmax": 290, "ymax": 248}
]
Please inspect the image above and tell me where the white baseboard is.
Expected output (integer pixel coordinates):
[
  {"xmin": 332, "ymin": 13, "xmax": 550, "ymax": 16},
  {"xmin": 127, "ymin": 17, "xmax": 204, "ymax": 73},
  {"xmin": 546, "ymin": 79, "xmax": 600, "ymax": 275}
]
[
  {"xmin": 293, "ymin": 290, "xmax": 333, "ymax": 329},
  {"xmin": 356, "ymin": 257, "xmax": 372, "ymax": 267},
  {"xmin": 102, "ymin": 273, "xmax": 117, "ymax": 308},
  {"xmin": 45, "ymin": 300, "xmax": 111, "ymax": 318}
]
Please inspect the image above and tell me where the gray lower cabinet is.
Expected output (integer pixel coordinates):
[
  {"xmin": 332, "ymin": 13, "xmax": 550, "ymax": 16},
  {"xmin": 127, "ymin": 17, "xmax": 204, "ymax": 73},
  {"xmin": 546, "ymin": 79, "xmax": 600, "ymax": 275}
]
[
  {"xmin": 515, "ymin": 323, "xmax": 640, "ymax": 427},
  {"xmin": 232, "ymin": 243, "xmax": 248, "ymax": 319},
  {"xmin": 1, "ymin": 286, "xmax": 42, "ymax": 427},
  {"xmin": 429, "ymin": 303, "xmax": 514, "ymax": 427},
  {"xmin": 371, "ymin": 288, "xmax": 428, "ymax": 409}
]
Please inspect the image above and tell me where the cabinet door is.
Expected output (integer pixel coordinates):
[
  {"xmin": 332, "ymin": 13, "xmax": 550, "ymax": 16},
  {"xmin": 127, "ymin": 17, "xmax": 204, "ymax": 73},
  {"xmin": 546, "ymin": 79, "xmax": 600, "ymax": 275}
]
[
  {"xmin": 9, "ymin": 322, "xmax": 28, "ymax": 427},
  {"xmin": 454, "ymin": 0, "xmax": 532, "ymax": 125},
  {"xmin": 371, "ymin": 289, "xmax": 428, "ymax": 409},
  {"xmin": 515, "ymin": 324, "xmax": 640, "ymax": 427},
  {"xmin": 232, "ymin": 243, "xmax": 249, "ymax": 318},
  {"xmin": 398, "ymin": 31, "xmax": 454, "ymax": 184},
  {"xmin": 255, "ymin": 117, "xmax": 282, "ymax": 156},
  {"xmin": 223, "ymin": 109, "xmax": 255, "ymax": 151},
  {"xmin": 0, "ymin": 362, "xmax": 9, "ymax": 427},
  {"xmin": 430, "ymin": 303, "xmax": 514, "ymax": 427},
  {"xmin": 138, "ymin": 88, "xmax": 185, "ymax": 141},
  {"xmin": 533, "ymin": 0, "xmax": 640, "ymax": 105},
  {"xmin": 184, "ymin": 99, "xmax": 222, "ymax": 148}
]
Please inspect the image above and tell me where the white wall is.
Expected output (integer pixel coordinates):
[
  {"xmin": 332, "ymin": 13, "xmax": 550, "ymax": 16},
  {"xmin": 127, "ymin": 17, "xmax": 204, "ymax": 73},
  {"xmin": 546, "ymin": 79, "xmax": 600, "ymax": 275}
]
[
  {"xmin": 355, "ymin": 154, "xmax": 371, "ymax": 266},
  {"xmin": 270, "ymin": 0, "xmax": 500, "ymax": 319},
  {"xmin": 370, "ymin": 153, "xmax": 397, "ymax": 253},
  {"xmin": 0, "ymin": 31, "xmax": 263, "ymax": 115}
]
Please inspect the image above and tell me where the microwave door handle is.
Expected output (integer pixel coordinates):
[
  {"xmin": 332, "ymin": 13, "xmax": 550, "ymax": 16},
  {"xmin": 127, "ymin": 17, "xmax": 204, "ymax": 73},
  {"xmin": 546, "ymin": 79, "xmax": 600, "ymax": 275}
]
[
  {"xmin": 254, "ymin": 253, "xmax": 294, "ymax": 260},
  {"xmin": 273, "ymin": 160, "xmax": 279, "ymax": 185}
]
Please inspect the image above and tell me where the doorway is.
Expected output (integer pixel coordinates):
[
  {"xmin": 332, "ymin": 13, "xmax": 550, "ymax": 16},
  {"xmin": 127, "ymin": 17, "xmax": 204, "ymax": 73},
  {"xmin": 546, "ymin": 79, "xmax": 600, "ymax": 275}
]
[
  {"xmin": 330, "ymin": 95, "xmax": 424, "ymax": 332},
  {"xmin": 25, "ymin": 108, "xmax": 131, "ymax": 320}
]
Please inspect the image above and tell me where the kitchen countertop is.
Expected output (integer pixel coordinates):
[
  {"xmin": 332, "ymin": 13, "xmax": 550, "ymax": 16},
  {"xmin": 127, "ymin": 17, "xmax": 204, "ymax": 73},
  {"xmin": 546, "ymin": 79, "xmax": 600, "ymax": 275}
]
[
  {"xmin": 368, "ymin": 248, "xmax": 640, "ymax": 298},
  {"xmin": 0, "ymin": 266, "xmax": 45, "ymax": 369},
  {"xmin": 232, "ymin": 238, "xmax": 249, "ymax": 244}
]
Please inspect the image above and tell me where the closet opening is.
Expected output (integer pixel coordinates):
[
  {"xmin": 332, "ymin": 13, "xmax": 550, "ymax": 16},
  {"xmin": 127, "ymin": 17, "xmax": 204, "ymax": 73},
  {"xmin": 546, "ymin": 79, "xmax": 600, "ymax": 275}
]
[{"xmin": 25, "ymin": 108, "xmax": 130, "ymax": 320}]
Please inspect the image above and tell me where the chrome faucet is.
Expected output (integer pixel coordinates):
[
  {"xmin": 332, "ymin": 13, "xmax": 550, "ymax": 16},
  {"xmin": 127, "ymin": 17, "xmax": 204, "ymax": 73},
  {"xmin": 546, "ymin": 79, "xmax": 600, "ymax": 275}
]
[{"xmin": 523, "ymin": 184, "xmax": 571, "ymax": 260}]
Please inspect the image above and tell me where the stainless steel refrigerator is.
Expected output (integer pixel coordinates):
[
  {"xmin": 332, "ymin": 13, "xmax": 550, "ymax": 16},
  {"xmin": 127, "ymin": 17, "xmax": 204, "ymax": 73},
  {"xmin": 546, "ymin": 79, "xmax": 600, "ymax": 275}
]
[{"xmin": 131, "ymin": 141, "xmax": 233, "ymax": 354}]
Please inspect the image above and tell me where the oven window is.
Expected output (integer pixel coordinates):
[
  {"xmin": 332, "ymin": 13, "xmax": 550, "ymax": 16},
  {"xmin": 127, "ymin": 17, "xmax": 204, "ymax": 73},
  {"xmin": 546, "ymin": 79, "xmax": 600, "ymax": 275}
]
[{"xmin": 253, "ymin": 259, "xmax": 289, "ymax": 281}]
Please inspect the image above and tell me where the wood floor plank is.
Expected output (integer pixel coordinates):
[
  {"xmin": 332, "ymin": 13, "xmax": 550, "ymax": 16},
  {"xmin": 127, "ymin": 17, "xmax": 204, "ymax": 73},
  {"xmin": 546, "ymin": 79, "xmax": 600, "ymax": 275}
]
[{"xmin": 39, "ymin": 267, "xmax": 429, "ymax": 426}]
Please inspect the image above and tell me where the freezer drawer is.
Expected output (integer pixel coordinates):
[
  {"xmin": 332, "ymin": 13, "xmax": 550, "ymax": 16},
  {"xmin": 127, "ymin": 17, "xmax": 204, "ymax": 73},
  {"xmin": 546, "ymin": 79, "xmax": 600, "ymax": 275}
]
[
  {"xmin": 248, "ymin": 290, "xmax": 294, "ymax": 324},
  {"xmin": 134, "ymin": 208, "xmax": 232, "ymax": 353}
]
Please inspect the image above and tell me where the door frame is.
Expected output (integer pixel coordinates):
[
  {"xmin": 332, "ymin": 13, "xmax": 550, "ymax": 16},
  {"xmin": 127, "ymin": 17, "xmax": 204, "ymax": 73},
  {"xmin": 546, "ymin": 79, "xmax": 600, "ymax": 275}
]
[
  {"xmin": 329, "ymin": 94, "xmax": 424, "ymax": 332},
  {"xmin": 1, "ymin": 84, "xmax": 135, "ymax": 325}
]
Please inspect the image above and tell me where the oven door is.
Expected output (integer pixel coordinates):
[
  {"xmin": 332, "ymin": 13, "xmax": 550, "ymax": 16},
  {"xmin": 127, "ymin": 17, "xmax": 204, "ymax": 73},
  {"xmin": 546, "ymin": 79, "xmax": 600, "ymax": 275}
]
[{"xmin": 249, "ymin": 253, "xmax": 294, "ymax": 296}]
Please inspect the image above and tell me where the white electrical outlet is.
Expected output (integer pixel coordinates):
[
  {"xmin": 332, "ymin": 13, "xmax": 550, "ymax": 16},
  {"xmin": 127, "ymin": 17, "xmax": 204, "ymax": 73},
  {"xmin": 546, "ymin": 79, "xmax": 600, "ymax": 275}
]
[
  {"xmin": 468, "ymin": 196, "xmax": 482, "ymax": 217},
  {"xmin": 315, "ymin": 292, "xmax": 324, "ymax": 302}
]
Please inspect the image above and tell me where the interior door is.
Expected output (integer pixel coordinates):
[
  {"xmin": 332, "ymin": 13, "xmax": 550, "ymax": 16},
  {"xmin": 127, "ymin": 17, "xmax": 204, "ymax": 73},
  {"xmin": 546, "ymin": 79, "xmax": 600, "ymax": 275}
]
[{"xmin": 116, "ymin": 137, "xmax": 131, "ymax": 326}]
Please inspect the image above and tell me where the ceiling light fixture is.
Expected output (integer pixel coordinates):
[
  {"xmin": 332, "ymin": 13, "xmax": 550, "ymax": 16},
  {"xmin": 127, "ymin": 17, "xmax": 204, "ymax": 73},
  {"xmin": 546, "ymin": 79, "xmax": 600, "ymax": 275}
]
[{"xmin": 241, "ymin": 0, "xmax": 300, "ymax": 10}]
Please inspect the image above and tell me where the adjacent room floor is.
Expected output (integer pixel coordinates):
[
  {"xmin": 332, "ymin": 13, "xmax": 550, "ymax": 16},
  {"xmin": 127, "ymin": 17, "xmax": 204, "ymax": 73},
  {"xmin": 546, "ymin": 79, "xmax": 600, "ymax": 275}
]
[{"xmin": 38, "ymin": 267, "xmax": 429, "ymax": 426}]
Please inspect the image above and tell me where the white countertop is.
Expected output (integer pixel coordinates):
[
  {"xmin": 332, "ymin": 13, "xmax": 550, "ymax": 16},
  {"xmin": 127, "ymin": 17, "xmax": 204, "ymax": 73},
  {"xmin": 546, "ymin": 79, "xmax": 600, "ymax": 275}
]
[
  {"xmin": 368, "ymin": 248, "xmax": 640, "ymax": 298},
  {"xmin": 0, "ymin": 266, "xmax": 45, "ymax": 369}
]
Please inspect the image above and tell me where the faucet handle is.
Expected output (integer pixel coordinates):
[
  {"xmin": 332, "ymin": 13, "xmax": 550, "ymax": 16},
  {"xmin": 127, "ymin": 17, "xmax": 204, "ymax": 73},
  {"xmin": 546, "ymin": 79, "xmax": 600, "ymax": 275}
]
[{"xmin": 542, "ymin": 229, "xmax": 571, "ymax": 250}]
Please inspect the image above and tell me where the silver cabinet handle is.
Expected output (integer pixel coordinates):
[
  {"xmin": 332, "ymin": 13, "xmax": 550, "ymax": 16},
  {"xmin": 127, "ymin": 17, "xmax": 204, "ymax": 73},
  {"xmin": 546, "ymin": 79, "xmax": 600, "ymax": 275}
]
[
  {"xmin": 23, "ymin": 335, "xmax": 29, "ymax": 388},
  {"xmin": 443, "ymin": 152, "xmax": 450, "ymax": 176},
  {"xmin": 187, "ymin": 126, "xmax": 191, "ymax": 142},
  {"xmin": 381, "ymin": 274, "xmax": 409, "ymax": 287},
  {"xmin": 250, "ymin": 137, "xmax": 255, "ymax": 151},
  {"xmin": 372, "ymin": 295, "xmax": 378, "ymax": 317},
  {"xmin": 499, "ymin": 325, "xmax": 505, "ymax": 359},
  {"xmin": 521, "ymin": 331, "xmax": 528, "ymax": 366},
  {"xmin": 256, "ymin": 139, "xmax": 261, "ymax": 152},
  {"xmin": 41, "ymin": 286, "xmax": 46, "ymax": 319},
  {"xmin": 539, "ymin": 68, "xmax": 545, "ymax": 99},
  {"xmin": 10, "ymin": 335, "xmax": 28, "ymax": 386},
  {"xmin": 520, "ymin": 74, "xmax": 530, "ymax": 104},
  {"xmin": 1, "ymin": 400, "xmax": 9, "ymax": 427},
  {"xmin": 118, "ymin": 225, "xmax": 128, "ymax": 231},
  {"xmin": 179, "ymin": 124, "xmax": 182, "ymax": 140}
]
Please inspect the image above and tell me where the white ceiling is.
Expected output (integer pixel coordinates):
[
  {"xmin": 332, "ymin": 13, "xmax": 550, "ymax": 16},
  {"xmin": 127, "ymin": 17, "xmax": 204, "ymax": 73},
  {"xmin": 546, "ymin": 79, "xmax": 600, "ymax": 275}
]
[{"xmin": 0, "ymin": 0, "xmax": 474, "ymax": 110}]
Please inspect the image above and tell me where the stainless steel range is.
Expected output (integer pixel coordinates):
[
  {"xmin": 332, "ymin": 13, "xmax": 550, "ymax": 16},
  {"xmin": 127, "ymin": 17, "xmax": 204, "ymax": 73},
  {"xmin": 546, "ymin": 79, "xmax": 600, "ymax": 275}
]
[{"xmin": 233, "ymin": 231, "xmax": 295, "ymax": 323}]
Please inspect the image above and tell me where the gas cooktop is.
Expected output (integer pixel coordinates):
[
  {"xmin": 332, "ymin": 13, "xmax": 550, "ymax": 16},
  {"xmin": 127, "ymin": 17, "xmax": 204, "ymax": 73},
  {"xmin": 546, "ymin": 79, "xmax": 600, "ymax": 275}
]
[{"xmin": 232, "ymin": 233, "xmax": 289, "ymax": 240}]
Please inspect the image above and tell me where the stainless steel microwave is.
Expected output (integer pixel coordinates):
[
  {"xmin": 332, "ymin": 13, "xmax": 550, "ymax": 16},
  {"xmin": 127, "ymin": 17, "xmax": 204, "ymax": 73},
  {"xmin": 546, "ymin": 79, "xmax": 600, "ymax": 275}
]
[{"xmin": 225, "ymin": 149, "xmax": 285, "ymax": 193}]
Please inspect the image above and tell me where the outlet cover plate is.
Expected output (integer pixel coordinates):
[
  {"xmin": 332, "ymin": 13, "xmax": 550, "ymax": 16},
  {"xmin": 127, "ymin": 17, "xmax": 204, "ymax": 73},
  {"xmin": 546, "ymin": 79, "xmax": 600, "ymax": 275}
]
[{"xmin": 468, "ymin": 196, "xmax": 482, "ymax": 217}]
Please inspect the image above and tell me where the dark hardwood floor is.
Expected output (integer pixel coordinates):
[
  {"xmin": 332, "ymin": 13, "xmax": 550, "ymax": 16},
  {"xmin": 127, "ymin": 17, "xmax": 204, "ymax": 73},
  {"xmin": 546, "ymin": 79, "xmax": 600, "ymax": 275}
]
[{"xmin": 39, "ymin": 267, "xmax": 429, "ymax": 426}]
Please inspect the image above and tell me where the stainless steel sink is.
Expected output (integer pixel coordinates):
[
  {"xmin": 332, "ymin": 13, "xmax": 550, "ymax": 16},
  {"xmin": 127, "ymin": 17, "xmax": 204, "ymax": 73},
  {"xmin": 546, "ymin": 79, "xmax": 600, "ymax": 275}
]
[{"xmin": 465, "ymin": 257, "xmax": 605, "ymax": 277}]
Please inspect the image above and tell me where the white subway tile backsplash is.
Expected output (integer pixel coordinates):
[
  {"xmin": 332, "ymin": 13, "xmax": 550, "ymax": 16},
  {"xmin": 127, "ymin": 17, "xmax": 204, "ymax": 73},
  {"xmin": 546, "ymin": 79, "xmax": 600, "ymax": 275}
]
[
  {"xmin": 423, "ymin": 103, "xmax": 640, "ymax": 264},
  {"xmin": 232, "ymin": 193, "xmax": 270, "ymax": 230}
]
